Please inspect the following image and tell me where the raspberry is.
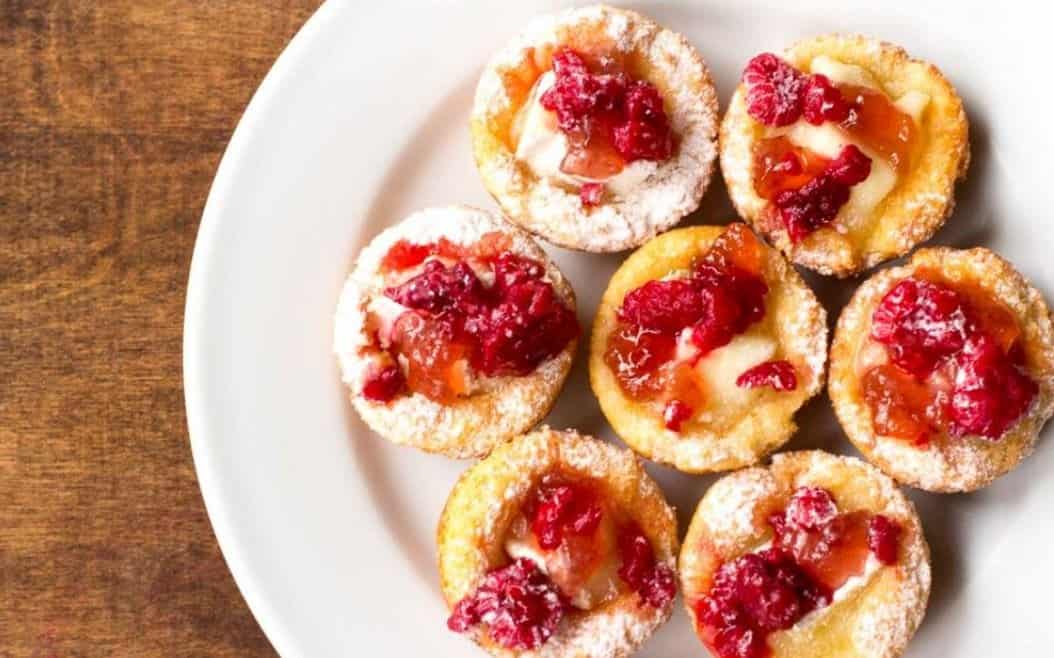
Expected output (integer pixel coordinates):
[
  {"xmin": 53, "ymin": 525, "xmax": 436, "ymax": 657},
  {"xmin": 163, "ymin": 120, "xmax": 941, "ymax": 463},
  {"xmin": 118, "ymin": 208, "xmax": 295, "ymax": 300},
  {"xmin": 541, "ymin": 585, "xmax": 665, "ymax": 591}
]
[
  {"xmin": 529, "ymin": 478, "xmax": 604, "ymax": 551},
  {"xmin": 870, "ymin": 278, "xmax": 970, "ymax": 378},
  {"xmin": 616, "ymin": 522, "xmax": 677, "ymax": 608},
  {"xmin": 447, "ymin": 558, "xmax": 567, "ymax": 649},
  {"xmin": 617, "ymin": 279, "xmax": 708, "ymax": 333},
  {"xmin": 742, "ymin": 53, "xmax": 806, "ymax": 127},
  {"xmin": 663, "ymin": 399, "xmax": 694, "ymax": 431},
  {"xmin": 783, "ymin": 487, "xmax": 838, "ymax": 531},
  {"xmin": 361, "ymin": 363, "xmax": 405, "ymax": 402},
  {"xmin": 774, "ymin": 145, "xmax": 871, "ymax": 242},
  {"xmin": 735, "ymin": 360, "xmax": 798, "ymax": 391},
  {"xmin": 385, "ymin": 260, "xmax": 486, "ymax": 316},
  {"xmin": 867, "ymin": 515, "xmax": 902, "ymax": 565},
  {"xmin": 948, "ymin": 334, "xmax": 1037, "ymax": 439},
  {"xmin": 802, "ymin": 73, "xmax": 851, "ymax": 125},
  {"xmin": 579, "ymin": 182, "xmax": 604, "ymax": 206},
  {"xmin": 690, "ymin": 264, "xmax": 768, "ymax": 355},
  {"xmin": 540, "ymin": 49, "xmax": 626, "ymax": 132}
]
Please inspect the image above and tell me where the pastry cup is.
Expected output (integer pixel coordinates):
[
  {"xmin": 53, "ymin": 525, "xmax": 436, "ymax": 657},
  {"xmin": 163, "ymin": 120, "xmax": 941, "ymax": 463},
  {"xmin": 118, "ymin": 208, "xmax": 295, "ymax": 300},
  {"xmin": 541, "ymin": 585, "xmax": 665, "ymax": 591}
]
[
  {"xmin": 471, "ymin": 4, "xmax": 719, "ymax": 253},
  {"xmin": 333, "ymin": 206, "xmax": 577, "ymax": 459},
  {"xmin": 680, "ymin": 450, "xmax": 931, "ymax": 658},
  {"xmin": 589, "ymin": 224, "xmax": 827, "ymax": 473},
  {"xmin": 830, "ymin": 247, "xmax": 1054, "ymax": 492},
  {"xmin": 721, "ymin": 34, "xmax": 970, "ymax": 277},
  {"xmin": 437, "ymin": 427, "xmax": 678, "ymax": 658}
]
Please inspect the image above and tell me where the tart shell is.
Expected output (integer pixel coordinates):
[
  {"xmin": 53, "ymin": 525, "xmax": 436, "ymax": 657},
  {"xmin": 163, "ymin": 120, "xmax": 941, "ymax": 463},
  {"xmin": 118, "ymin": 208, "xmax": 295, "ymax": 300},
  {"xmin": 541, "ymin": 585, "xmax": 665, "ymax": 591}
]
[
  {"xmin": 680, "ymin": 450, "xmax": 931, "ymax": 658},
  {"xmin": 471, "ymin": 4, "xmax": 719, "ymax": 253},
  {"xmin": 721, "ymin": 33, "xmax": 970, "ymax": 277},
  {"xmin": 588, "ymin": 224, "xmax": 827, "ymax": 473},
  {"xmin": 437, "ymin": 427, "xmax": 679, "ymax": 658},
  {"xmin": 830, "ymin": 247, "xmax": 1054, "ymax": 492},
  {"xmin": 334, "ymin": 206, "xmax": 577, "ymax": 459}
]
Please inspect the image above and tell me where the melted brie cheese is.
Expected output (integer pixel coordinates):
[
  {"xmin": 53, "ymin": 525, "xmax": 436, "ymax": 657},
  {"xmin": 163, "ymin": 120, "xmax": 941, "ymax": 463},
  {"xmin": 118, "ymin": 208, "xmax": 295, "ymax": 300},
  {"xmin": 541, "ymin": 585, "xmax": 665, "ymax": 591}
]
[{"xmin": 695, "ymin": 334, "xmax": 777, "ymax": 406}]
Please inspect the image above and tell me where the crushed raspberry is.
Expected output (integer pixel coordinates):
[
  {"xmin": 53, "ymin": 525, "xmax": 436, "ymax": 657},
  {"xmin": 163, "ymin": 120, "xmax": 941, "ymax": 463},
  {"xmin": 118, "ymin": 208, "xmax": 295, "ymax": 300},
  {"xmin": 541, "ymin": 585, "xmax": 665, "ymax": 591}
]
[
  {"xmin": 802, "ymin": 73, "xmax": 851, "ymax": 125},
  {"xmin": 742, "ymin": 53, "xmax": 806, "ymax": 127},
  {"xmin": 606, "ymin": 224, "xmax": 768, "ymax": 407},
  {"xmin": 735, "ymin": 360, "xmax": 797, "ymax": 391},
  {"xmin": 540, "ymin": 48, "xmax": 673, "ymax": 165},
  {"xmin": 695, "ymin": 548, "xmax": 830, "ymax": 658},
  {"xmin": 774, "ymin": 145, "xmax": 871, "ymax": 242},
  {"xmin": 871, "ymin": 278, "xmax": 970, "ymax": 378},
  {"xmin": 617, "ymin": 522, "xmax": 676, "ymax": 608},
  {"xmin": 948, "ymin": 334, "xmax": 1037, "ymax": 439},
  {"xmin": 867, "ymin": 515, "xmax": 902, "ymax": 566},
  {"xmin": 580, "ymin": 182, "xmax": 604, "ymax": 206},
  {"xmin": 783, "ymin": 487, "xmax": 838, "ymax": 531},
  {"xmin": 447, "ymin": 558, "xmax": 568, "ymax": 650},
  {"xmin": 663, "ymin": 399, "xmax": 694, "ymax": 431},
  {"xmin": 361, "ymin": 363, "xmax": 405, "ymax": 403},
  {"xmin": 528, "ymin": 478, "xmax": 604, "ymax": 551},
  {"xmin": 618, "ymin": 279, "xmax": 709, "ymax": 333},
  {"xmin": 370, "ymin": 246, "xmax": 578, "ymax": 403}
]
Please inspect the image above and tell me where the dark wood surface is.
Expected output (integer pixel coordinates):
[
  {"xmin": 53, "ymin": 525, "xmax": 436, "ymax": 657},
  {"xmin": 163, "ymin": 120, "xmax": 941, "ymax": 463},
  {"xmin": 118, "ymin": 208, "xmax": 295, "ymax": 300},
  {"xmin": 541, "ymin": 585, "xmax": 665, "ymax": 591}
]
[{"xmin": 0, "ymin": 2, "xmax": 323, "ymax": 655}]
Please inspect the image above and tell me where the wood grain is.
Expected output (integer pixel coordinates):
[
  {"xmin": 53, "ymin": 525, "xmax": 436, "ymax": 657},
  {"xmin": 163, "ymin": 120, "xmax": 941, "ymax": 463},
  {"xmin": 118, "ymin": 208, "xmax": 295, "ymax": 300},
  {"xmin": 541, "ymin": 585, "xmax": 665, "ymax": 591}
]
[{"xmin": 0, "ymin": 2, "xmax": 321, "ymax": 655}]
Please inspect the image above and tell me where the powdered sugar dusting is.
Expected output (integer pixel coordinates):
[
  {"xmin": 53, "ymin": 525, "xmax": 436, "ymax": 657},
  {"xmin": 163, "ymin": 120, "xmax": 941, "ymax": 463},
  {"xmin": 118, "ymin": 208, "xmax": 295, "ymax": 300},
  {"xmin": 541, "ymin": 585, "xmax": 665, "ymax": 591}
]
[
  {"xmin": 472, "ymin": 5, "xmax": 719, "ymax": 252},
  {"xmin": 334, "ymin": 206, "xmax": 576, "ymax": 458}
]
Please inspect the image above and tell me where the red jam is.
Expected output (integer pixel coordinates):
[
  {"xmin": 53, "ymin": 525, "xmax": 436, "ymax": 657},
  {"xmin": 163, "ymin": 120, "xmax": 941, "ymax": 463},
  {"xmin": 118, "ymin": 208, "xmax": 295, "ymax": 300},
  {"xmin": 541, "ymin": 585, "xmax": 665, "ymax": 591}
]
[
  {"xmin": 736, "ymin": 360, "xmax": 798, "ymax": 391},
  {"xmin": 448, "ymin": 474, "xmax": 676, "ymax": 649},
  {"xmin": 864, "ymin": 273, "xmax": 1036, "ymax": 442},
  {"xmin": 742, "ymin": 53, "xmax": 919, "ymax": 242},
  {"xmin": 362, "ymin": 238, "xmax": 579, "ymax": 404},
  {"xmin": 539, "ymin": 48, "xmax": 673, "ymax": 189},
  {"xmin": 694, "ymin": 487, "xmax": 902, "ymax": 658},
  {"xmin": 447, "ymin": 557, "xmax": 568, "ymax": 650},
  {"xmin": 604, "ymin": 224, "xmax": 772, "ymax": 429}
]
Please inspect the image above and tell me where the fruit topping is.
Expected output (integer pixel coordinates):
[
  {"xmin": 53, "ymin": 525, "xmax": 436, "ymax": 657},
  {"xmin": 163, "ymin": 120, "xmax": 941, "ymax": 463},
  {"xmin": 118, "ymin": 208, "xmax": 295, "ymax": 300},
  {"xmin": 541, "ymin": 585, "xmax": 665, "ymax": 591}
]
[
  {"xmin": 617, "ymin": 521, "xmax": 677, "ymax": 608},
  {"xmin": 540, "ymin": 48, "xmax": 673, "ymax": 175},
  {"xmin": 695, "ymin": 487, "xmax": 903, "ymax": 658},
  {"xmin": 736, "ymin": 360, "xmax": 798, "ymax": 391},
  {"xmin": 772, "ymin": 144, "xmax": 872, "ymax": 242},
  {"xmin": 802, "ymin": 73, "xmax": 851, "ymax": 125},
  {"xmin": 579, "ymin": 181, "xmax": 604, "ymax": 206},
  {"xmin": 528, "ymin": 478, "xmax": 604, "ymax": 551},
  {"xmin": 867, "ymin": 515, "xmax": 902, "ymax": 566},
  {"xmin": 363, "ymin": 241, "xmax": 578, "ymax": 403},
  {"xmin": 361, "ymin": 362, "xmax": 406, "ymax": 403},
  {"xmin": 865, "ymin": 275, "xmax": 1036, "ymax": 442},
  {"xmin": 604, "ymin": 224, "xmax": 774, "ymax": 430},
  {"xmin": 743, "ymin": 53, "xmax": 807, "ymax": 127},
  {"xmin": 839, "ymin": 83, "xmax": 918, "ymax": 172},
  {"xmin": 752, "ymin": 137, "xmax": 831, "ymax": 201},
  {"xmin": 447, "ymin": 557, "xmax": 568, "ymax": 650}
]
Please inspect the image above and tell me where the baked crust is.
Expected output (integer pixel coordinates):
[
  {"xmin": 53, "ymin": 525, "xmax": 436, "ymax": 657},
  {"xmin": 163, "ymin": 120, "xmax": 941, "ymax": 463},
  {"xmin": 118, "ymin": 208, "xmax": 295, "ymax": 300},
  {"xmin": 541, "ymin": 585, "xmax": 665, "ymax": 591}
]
[
  {"xmin": 437, "ymin": 427, "xmax": 678, "ymax": 658},
  {"xmin": 829, "ymin": 247, "xmax": 1054, "ymax": 492},
  {"xmin": 471, "ymin": 4, "xmax": 719, "ymax": 253},
  {"xmin": 680, "ymin": 451, "xmax": 931, "ymax": 658},
  {"xmin": 588, "ymin": 224, "xmax": 827, "ymax": 473},
  {"xmin": 721, "ymin": 34, "xmax": 970, "ymax": 277},
  {"xmin": 333, "ymin": 206, "xmax": 577, "ymax": 459}
]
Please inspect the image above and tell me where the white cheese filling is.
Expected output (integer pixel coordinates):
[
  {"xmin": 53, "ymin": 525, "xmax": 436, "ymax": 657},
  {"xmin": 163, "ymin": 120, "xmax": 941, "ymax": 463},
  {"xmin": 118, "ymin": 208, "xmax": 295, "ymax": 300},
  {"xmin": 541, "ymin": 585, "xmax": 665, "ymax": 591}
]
[{"xmin": 514, "ymin": 71, "xmax": 657, "ymax": 197}]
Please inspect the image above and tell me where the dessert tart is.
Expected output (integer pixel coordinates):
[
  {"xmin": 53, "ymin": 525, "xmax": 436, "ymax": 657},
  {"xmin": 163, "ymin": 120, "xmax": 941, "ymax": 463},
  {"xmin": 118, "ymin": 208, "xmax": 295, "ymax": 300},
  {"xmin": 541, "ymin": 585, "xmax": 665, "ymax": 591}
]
[
  {"xmin": 829, "ymin": 247, "xmax": 1054, "ymax": 492},
  {"xmin": 471, "ymin": 5, "xmax": 719, "ymax": 253},
  {"xmin": 438, "ymin": 427, "xmax": 678, "ymax": 657},
  {"xmin": 589, "ymin": 222, "xmax": 827, "ymax": 473},
  {"xmin": 680, "ymin": 451, "xmax": 930, "ymax": 658},
  {"xmin": 334, "ymin": 206, "xmax": 579, "ymax": 459},
  {"xmin": 721, "ymin": 34, "xmax": 970, "ymax": 276}
]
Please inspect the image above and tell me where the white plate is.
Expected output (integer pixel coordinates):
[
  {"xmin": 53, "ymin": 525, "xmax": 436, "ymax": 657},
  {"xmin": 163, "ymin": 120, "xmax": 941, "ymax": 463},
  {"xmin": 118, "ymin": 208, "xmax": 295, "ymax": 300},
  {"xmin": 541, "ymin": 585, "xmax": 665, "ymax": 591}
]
[{"xmin": 184, "ymin": 1, "xmax": 1054, "ymax": 656}]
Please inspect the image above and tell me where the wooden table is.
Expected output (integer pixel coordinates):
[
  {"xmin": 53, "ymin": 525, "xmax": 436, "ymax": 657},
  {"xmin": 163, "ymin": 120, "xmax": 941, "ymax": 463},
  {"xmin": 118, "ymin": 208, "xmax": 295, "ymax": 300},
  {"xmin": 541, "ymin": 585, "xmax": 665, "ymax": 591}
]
[{"xmin": 0, "ymin": 2, "xmax": 322, "ymax": 654}]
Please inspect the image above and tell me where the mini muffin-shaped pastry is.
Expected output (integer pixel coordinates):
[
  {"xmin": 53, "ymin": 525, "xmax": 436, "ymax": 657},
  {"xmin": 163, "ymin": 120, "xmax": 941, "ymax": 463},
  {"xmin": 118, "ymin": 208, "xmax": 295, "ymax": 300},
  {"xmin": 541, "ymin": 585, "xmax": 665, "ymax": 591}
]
[
  {"xmin": 830, "ymin": 247, "xmax": 1054, "ymax": 492},
  {"xmin": 471, "ymin": 5, "xmax": 719, "ymax": 253},
  {"xmin": 680, "ymin": 451, "xmax": 930, "ymax": 658},
  {"xmin": 439, "ymin": 428, "xmax": 678, "ymax": 658},
  {"xmin": 721, "ymin": 34, "xmax": 970, "ymax": 276},
  {"xmin": 589, "ymin": 222, "xmax": 827, "ymax": 473},
  {"xmin": 333, "ymin": 206, "xmax": 579, "ymax": 458}
]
